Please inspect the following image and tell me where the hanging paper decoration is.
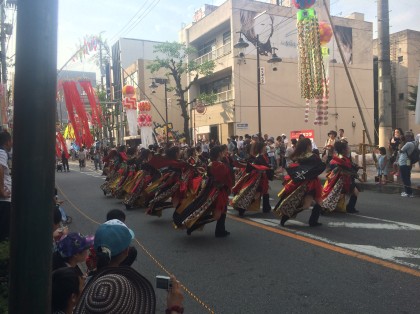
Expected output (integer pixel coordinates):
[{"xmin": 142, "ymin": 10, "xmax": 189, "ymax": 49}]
[
  {"xmin": 122, "ymin": 85, "xmax": 137, "ymax": 111},
  {"xmin": 122, "ymin": 85, "xmax": 139, "ymax": 136},
  {"xmin": 62, "ymin": 81, "xmax": 94, "ymax": 148},
  {"xmin": 292, "ymin": 0, "xmax": 316, "ymax": 9},
  {"xmin": 319, "ymin": 21, "xmax": 333, "ymax": 126},
  {"xmin": 79, "ymin": 80, "xmax": 102, "ymax": 128},
  {"xmin": 123, "ymin": 85, "xmax": 135, "ymax": 97},
  {"xmin": 56, "ymin": 132, "xmax": 70, "ymax": 159},
  {"xmin": 137, "ymin": 100, "xmax": 155, "ymax": 148},
  {"xmin": 63, "ymin": 123, "xmax": 75, "ymax": 140},
  {"xmin": 296, "ymin": 1, "xmax": 328, "ymax": 125},
  {"xmin": 72, "ymin": 35, "xmax": 103, "ymax": 63}
]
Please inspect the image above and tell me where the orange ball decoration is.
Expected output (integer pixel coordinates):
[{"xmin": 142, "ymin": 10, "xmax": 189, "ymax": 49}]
[
  {"xmin": 319, "ymin": 22, "xmax": 333, "ymax": 45},
  {"xmin": 144, "ymin": 101, "xmax": 151, "ymax": 111},
  {"xmin": 123, "ymin": 85, "xmax": 135, "ymax": 97}
]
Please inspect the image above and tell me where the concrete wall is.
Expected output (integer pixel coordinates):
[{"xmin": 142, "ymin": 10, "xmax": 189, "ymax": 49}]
[{"xmin": 374, "ymin": 29, "xmax": 420, "ymax": 136}]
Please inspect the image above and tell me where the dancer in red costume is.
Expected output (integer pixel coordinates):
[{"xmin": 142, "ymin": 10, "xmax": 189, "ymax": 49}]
[
  {"xmin": 274, "ymin": 138, "xmax": 325, "ymax": 227},
  {"xmin": 322, "ymin": 140, "xmax": 361, "ymax": 213},
  {"xmin": 173, "ymin": 146, "xmax": 233, "ymax": 237}
]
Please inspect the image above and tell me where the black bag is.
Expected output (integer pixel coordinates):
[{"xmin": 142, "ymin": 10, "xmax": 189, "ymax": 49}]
[
  {"xmin": 408, "ymin": 142, "xmax": 420, "ymax": 165},
  {"xmin": 286, "ymin": 156, "xmax": 326, "ymax": 182}
]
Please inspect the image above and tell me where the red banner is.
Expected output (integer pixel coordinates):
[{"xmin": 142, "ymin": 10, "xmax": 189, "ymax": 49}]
[
  {"xmin": 79, "ymin": 80, "xmax": 102, "ymax": 128},
  {"xmin": 56, "ymin": 132, "xmax": 70, "ymax": 159},
  {"xmin": 62, "ymin": 81, "xmax": 94, "ymax": 148},
  {"xmin": 290, "ymin": 129, "xmax": 315, "ymax": 140}
]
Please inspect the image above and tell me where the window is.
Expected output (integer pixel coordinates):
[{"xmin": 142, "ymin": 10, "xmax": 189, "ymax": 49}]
[
  {"xmin": 398, "ymin": 56, "xmax": 403, "ymax": 63},
  {"xmin": 399, "ymin": 93, "xmax": 404, "ymax": 100},
  {"xmin": 198, "ymin": 39, "xmax": 216, "ymax": 57},
  {"xmin": 200, "ymin": 76, "xmax": 232, "ymax": 95},
  {"xmin": 223, "ymin": 31, "xmax": 231, "ymax": 45}
]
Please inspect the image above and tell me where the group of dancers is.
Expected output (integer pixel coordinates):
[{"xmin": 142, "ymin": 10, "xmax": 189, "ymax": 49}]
[{"xmin": 100, "ymin": 136, "xmax": 361, "ymax": 237}]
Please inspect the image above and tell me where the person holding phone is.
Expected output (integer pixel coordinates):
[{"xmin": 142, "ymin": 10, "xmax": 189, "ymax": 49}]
[{"xmin": 76, "ymin": 219, "xmax": 184, "ymax": 313}]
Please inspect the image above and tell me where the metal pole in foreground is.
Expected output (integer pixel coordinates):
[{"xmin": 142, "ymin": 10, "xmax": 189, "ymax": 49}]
[
  {"xmin": 256, "ymin": 34, "xmax": 262, "ymax": 137},
  {"xmin": 377, "ymin": 0, "xmax": 393, "ymax": 147},
  {"xmin": 322, "ymin": 0, "xmax": 374, "ymax": 146},
  {"xmin": 9, "ymin": 0, "xmax": 58, "ymax": 313}
]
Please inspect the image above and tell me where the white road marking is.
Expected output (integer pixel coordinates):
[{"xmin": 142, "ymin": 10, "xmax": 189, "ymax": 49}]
[
  {"xmin": 290, "ymin": 229, "xmax": 420, "ymax": 270},
  {"xmin": 327, "ymin": 222, "xmax": 420, "ymax": 231},
  {"xmin": 250, "ymin": 218, "xmax": 306, "ymax": 227},
  {"xmin": 352, "ymin": 214, "xmax": 420, "ymax": 231},
  {"xmin": 234, "ymin": 215, "xmax": 420, "ymax": 270}
]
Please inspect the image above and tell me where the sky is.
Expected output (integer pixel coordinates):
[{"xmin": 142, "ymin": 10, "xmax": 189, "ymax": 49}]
[{"xmin": 57, "ymin": 0, "xmax": 420, "ymax": 77}]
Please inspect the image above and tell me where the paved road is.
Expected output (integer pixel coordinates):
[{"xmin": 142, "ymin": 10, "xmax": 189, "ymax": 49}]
[{"xmin": 56, "ymin": 163, "xmax": 420, "ymax": 313}]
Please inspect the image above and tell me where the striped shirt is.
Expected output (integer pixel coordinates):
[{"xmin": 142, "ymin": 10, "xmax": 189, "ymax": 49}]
[{"xmin": 0, "ymin": 149, "xmax": 11, "ymax": 202}]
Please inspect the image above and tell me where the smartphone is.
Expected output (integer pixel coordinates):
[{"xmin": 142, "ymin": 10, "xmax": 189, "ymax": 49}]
[{"xmin": 156, "ymin": 275, "xmax": 172, "ymax": 290}]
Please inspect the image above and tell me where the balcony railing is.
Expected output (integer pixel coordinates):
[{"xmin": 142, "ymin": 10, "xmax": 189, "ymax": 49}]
[
  {"xmin": 199, "ymin": 90, "xmax": 232, "ymax": 105},
  {"xmin": 194, "ymin": 42, "xmax": 231, "ymax": 65}
]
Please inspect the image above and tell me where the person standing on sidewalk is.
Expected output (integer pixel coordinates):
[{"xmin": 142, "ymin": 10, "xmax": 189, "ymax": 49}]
[
  {"xmin": 61, "ymin": 149, "xmax": 70, "ymax": 172},
  {"xmin": 0, "ymin": 131, "xmax": 12, "ymax": 241},
  {"xmin": 398, "ymin": 131, "xmax": 416, "ymax": 197},
  {"xmin": 78, "ymin": 147, "xmax": 86, "ymax": 170},
  {"xmin": 93, "ymin": 148, "xmax": 103, "ymax": 171}
]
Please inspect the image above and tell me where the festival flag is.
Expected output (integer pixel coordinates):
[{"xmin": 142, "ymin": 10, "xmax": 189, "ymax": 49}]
[
  {"xmin": 56, "ymin": 132, "xmax": 70, "ymax": 159},
  {"xmin": 62, "ymin": 81, "xmax": 94, "ymax": 148},
  {"xmin": 79, "ymin": 80, "xmax": 102, "ymax": 128}
]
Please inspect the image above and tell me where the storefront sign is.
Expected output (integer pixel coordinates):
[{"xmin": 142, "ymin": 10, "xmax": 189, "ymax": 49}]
[
  {"xmin": 236, "ymin": 123, "xmax": 249, "ymax": 130},
  {"xmin": 290, "ymin": 129, "xmax": 314, "ymax": 139}
]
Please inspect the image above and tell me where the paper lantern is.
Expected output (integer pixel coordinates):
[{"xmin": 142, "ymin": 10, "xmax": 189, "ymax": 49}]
[
  {"xmin": 143, "ymin": 101, "xmax": 151, "ymax": 112},
  {"xmin": 123, "ymin": 85, "xmax": 135, "ymax": 97},
  {"xmin": 319, "ymin": 22, "xmax": 333, "ymax": 45},
  {"xmin": 138, "ymin": 101, "xmax": 145, "ymax": 112},
  {"xmin": 123, "ymin": 97, "xmax": 136, "ymax": 110},
  {"xmin": 293, "ymin": 0, "xmax": 316, "ymax": 10}
]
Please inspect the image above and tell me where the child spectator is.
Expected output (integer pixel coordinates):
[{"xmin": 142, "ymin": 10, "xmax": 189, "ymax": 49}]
[
  {"xmin": 52, "ymin": 267, "xmax": 84, "ymax": 314},
  {"xmin": 106, "ymin": 209, "xmax": 137, "ymax": 266},
  {"xmin": 52, "ymin": 232, "xmax": 93, "ymax": 271},
  {"xmin": 377, "ymin": 147, "xmax": 388, "ymax": 184}
]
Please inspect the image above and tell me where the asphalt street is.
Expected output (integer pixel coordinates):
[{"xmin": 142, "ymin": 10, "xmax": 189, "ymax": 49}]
[{"xmin": 56, "ymin": 162, "xmax": 420, "ymax": 314}]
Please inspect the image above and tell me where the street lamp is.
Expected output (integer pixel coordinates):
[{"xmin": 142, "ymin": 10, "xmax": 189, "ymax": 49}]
[
  {"xmin": 149, "ymin": 78, "xmax": 169, "ymax": 144},
  {"xmin": 234, "ymin": 32, "xmax": 282, "ymax": 137}
]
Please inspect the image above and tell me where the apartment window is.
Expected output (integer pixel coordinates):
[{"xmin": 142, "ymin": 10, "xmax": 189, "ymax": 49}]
[
  {"xmin": 399, "ymin": 93, "xmax": 404, "ymax": 100},
  {"xmin": 223, "ymin": 31, "xmax": 231, "ymax": 45},
  {"xmin": 398, "ymin": 56, "xmax": 403, "ymax": 63},
  {"xmin": 198, "ymin": 39, "xmax": 216, "ymax": 57},
  {"xmin": 200, "ymin": 76, "xmax": 232, "ymax": 94}
]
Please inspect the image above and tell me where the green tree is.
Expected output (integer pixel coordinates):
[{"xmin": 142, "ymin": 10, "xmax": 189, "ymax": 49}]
[
  {"xmin": 407, "ymin": 85, "xmax": 417, "ymax": 111},
  {"xmin": 147, "ymin": 42, "xmax": 215, "ymax": 145}
]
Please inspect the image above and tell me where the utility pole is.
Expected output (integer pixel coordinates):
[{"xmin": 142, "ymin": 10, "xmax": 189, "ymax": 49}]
[
  {"xmin": 0, "ymin": 0, "xmax": 6, "ymax": 127},
  {"xmin": 0, "ymin": 1, "xmax": 6, "ymax": 84},
  {"xmin": 256, "ymin": 34, "xmax": 262, "ymax": 137},
  {"xmin": 10, "ymin": 0, "xmax": 58, "ymax": 312},
  {"xmin": 377, "ymin": 0, "xmax": 393, "ymax": 147}
]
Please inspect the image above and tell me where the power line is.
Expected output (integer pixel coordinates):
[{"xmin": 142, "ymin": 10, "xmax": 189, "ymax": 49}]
[{"xmin": 108, "ymin": 0, "xmax": 152, "ymax": 43}]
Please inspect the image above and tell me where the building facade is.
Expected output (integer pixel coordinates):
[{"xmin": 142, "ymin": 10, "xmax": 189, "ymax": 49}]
[
  {"xmin": 374, "ymin": 30, "xmax": 420, "ymax": 135},
  {"xmin": 180, "ymin": 0, "xmax": 375, "ymax": 146},
  {"xmin": 112, "ymin": 38, "xmax": 184, "ymax": 143}
]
